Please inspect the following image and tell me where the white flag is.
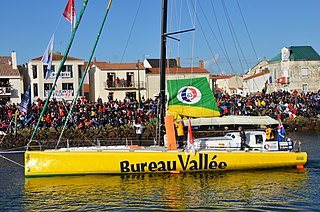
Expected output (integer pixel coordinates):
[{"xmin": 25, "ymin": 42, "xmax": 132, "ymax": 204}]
[{"xmin": 41, "ymin": 34, "xmax": 54, "ymax": 80}]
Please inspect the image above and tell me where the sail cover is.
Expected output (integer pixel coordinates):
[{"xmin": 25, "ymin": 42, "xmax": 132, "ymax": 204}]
[{"xmin": 167, "ymin": 77, "xmax": 220, "ymax": 119}]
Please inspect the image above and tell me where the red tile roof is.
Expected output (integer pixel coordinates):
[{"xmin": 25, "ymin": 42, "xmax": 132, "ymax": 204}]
[
  {"xmin": 0, "ymin": 56, "xmax": 20, "ymax": 76},
  {"xmin": 211, "ymin": 75, "xmax": 235, "ymax": 80},
  {"xmin": 32, "ymin": 53, "xmax": 83, "ymax": 61},
  {"xmin": 243, "ymin": 71, "xmax": 269, "ymax": 80},
  {"xmin": 94, "ymin": 62, "xmax": 144, "ymax": 70},
  {"xmin": 147, "ymin": 67, "xmax": 209, "ymax": 74}
]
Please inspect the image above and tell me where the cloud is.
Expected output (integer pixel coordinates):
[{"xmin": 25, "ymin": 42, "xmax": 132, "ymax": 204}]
[{"xmin": 204, "ymin": 54, "xmax": 220, "ymax": 69}]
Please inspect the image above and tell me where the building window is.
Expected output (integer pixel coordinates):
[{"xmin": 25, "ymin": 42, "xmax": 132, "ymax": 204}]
[
  {"xmin": 283, "ymin": 69, "xmax": 289, "ymax": 78},
  {"xmin": 32, "ymin": 65, "xmax": 37, "ymax": 79},
  {"xmin": 33, "ymin": 83, "xmax": 38, "ymax": 97},
  {"xmin": 126, "ymin": 92, "xmax": 136, "ymax": 99},
  {"xmin": 301, "ymin": 68, "xmax": 308, "ymax": 77},
  {"xmin": 108, "ymin": 92, "xmax": 114, "ymax": 101},
  {"xmin": 78, "ymin": 65, "xmax": 83, "ymax": 78},
  {"xmin": 127, "ymin": 72, "xmax": 134, "ymax": 87},
  {"xmin": 302, "ymin": 84, "xmax": 308, "ymax": 93},
  {"xmin": 62, "ymin": 83, "xmax": 74, "ymax": 96},
  {"xmin": 44, "ymin": 83, "xmax": 53, "ymax": 97},
  {"xmin": 43, "ymin": 65, "xmax": 55, "ymax": 78},
  {"xmin": 107, "ymin": 73, "xmax": 116, "ymax": 87},
  {"xmin": 61, "ymin": 65, "xmax": 73, "ymax": 78},
  {"xmin": 62, "ymin": 83, "xmax": 74, "ymax": 90}
]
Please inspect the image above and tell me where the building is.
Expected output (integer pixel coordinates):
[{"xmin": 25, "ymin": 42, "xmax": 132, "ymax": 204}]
[
  {"xmin": 24, "ymin": 53, "xmax": 84, "ymax": 101},
  {"xmin": 243, "ymin": 71, "xmax": 270, "ymax": 95},
  {"xmin": 144, "ymin": 59, "xmax": 211, "ymax": 98},
  {"xmin": 89, "ymin": 59, "xmax": 211, "ymax": 102},
  {"xmin": 0, "ymin": 51, "xmax": 22, "ymax": 104},
  {"xmin": 211, "ymin": 75, "xmax": 243, "ymax": 95},
  {"xmin": 145, "ymin": 66, "xmax": 211, "ymax": 98},
  {"xmin": 89, "ymin": 61, "xmax": 146, "ymax": 102},
  {"xmin": 267, "ymin": 46, "xmax": 320, "ymax": 93},
  {"xmin": 247, "ymin": 46, "xmax": 320, "ymax": 93}
]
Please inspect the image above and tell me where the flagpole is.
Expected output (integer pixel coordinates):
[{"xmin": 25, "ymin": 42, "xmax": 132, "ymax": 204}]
[
  {"xmin": 56, "ymin": 0, "xmax": 113, "ymax": 148},
  {"xmin": 27, "ymin": 0, "xmax": 89, "ymax": 149}
]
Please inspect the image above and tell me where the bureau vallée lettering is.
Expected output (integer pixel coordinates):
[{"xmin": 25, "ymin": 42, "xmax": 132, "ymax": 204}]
[{"xmin": 120, "ymin": 154, "xmax": 227, "ymax": 173}]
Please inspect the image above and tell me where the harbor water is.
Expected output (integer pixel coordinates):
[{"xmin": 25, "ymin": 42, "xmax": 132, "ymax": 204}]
[{"xmin": 0, "ymin": 131, "xmax": 319, "ymax": 211}]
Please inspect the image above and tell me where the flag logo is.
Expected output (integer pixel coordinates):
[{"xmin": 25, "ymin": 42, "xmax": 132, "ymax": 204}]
[
  {"xmin": 63, "ymin": 0, "xmax": 76, "ymax": 31},
  {"xmin": 177, "ymin": 86, "xmax": 201, "ymax": 104},
  {"xmin": 277, "ymin": 122, "xmax": 285, "ymax": 142},
  {"xmin": 41, "ymin": 34, "xmax": 54, "ymax": 80},
  {"xmin": 167, "ymin": 77, "xmax": 220, "ymax": 118},
  {"xmin": 187, "ymin": 119, "xmax": 196, "ymax": 155}
]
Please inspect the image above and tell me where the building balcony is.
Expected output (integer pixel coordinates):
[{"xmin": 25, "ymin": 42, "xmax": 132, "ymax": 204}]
[
  {"xmin": 44, "ymin": 89, "xmax": 74, "ymax": 98},
  {"xmin": 61, "ymin": 72, "xmax": 72, "ymax": 78},
  {"xmin": 0, "ymin": 87, "xmax": 11, "ymax": 96},
  {"xmin": 104, "ymin": 80, "xmax": 145, "ymax": 90}
]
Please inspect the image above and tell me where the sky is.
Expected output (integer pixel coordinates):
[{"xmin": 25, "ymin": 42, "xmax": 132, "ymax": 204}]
[{"xmin": 1, "ymin": 0, "xmax": 320, "ymax": 75}]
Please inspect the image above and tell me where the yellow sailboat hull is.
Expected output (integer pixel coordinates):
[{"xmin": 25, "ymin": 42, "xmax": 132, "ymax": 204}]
[{"xmin": 24, "ymin": 150, "xmax": 307, "ymax": 177}]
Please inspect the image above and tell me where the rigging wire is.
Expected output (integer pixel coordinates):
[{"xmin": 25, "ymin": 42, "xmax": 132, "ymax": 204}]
[
  {"xmin": 198, "ymin": 1, "xmax": 256, "ymax": 97},
  {"xmin": 57, "ymin": 0, "xmax": 114, "ymax": 147},
  {"xmin": 190, "ymin": 0, "xmax": 197, "ymax": 78},
  {"xmin": 208, "ymin": 1, "xmax": 243, "ymax": 95},
  {"xmin": 190, "ymin": 2, "xmax": 222, "ymax": 72},
  {"xmin": 27, "ymin": 0, "xmax": 90, "ymax": 147},
  {"xmin": 119, "ymin": 0, "xmax": 143, "ymax": 64},
  {"xmin": 209, "ymin": 0, "xmax": 234, "ymax": 73},
  {"xmin": 236, "ymin": 0, "xmax": 259, "ymax": 63},
  {"xmin": 221, "ymin": 0, "xmax": 246, "ymax": 73},
  {"xmin": 198, "ymin": 1, "xmax": 233, "ymax": 73},
  {"xmin": 220, "ymin": 0, "xmax": 261, "ymax": 95}
]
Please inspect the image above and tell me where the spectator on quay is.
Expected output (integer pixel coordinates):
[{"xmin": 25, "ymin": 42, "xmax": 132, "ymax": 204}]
[
  {"xmin": 132, "ymin": 119, "xmax": 144, "ymax": 146},
  {"xmin": 2, "ymin": 90, "xmax": 320, "ymax": 135}
]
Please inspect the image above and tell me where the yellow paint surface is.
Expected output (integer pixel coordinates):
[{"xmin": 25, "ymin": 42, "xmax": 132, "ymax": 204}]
[{"xmin": 24, "ymin": 151, "xmax": 307, "ymax": 177}]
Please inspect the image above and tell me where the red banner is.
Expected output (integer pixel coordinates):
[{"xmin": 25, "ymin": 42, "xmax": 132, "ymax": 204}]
[{"xmin": 277, "ymin": 77, "xmax": 286, "ymax": 84}]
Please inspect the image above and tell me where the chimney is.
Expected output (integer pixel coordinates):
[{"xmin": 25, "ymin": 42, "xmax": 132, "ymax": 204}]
[
  {"xmin": 11, "ymin": 51, "xmax": 17, "ymax": 69},
  {"xmin": 199, "ymin": 60, "xmax": 204, "ymax": 69},
  {"xmin": 176, "ymin": 57, "xmax": 181, "ymax": 67},
  {"xmin": 94, "ymin": 57, "xmax": 97, "ymax": 64}
]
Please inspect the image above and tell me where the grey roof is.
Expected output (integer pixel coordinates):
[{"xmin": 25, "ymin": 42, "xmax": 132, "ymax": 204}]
[{"xmin": 146, "ymin": 59, "xmax": 178, "ymax": 68}]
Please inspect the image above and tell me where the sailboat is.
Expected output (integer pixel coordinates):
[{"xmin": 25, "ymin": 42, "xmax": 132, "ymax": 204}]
[{"xmin": 24, "ymin": 0, "xmax": 307, "ymax": 177}]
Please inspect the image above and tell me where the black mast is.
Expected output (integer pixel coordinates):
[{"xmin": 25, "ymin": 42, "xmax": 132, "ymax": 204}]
[{"xmin": 159, "ymin": 0, "xmax": 167, "ymax": 145}]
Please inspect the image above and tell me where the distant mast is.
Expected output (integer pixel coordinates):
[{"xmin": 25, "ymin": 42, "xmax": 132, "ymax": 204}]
[{"xmin": 159, "ymin": 0, "xmax": 168, "ymax": 145}]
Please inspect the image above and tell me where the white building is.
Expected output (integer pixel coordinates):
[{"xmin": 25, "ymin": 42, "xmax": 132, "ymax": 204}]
[
  {"xmin": 243, "ymin": 71, "xmax": 270, "ymax": 94},
  {"xmin": 24, "ymin": 53, "xmax": 84, "ymax": 101},
  {"xmin": 145, "ymin": 66, "xmax": 211, "ymax": 98},
  {"xmin": 89, "ymin": 61, "xmax": 146, "ymax": 102},
  {"xmin": 0, "ymin": 51, "xmax": 22, "ymax": 104},
  {"xmin": 144, "ymin": 58, "xmax": 211, "ymax": 97},
  {"xmin": 211, "ymin": 75, "xmax": 243, "ymax": 95},
  {"xmin": 89, "ymin": 59, "xmax": 211, "ymax": 102}
]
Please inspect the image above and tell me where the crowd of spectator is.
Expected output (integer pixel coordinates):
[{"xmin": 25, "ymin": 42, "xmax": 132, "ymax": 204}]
[
  {"xmin": 1, "ymin": 89, "xmax": 320, "ymax": 133},
  {"xmin": 0, "ymin": 96, "xmax": 158, "ymax": 132},
  {"xmin": 216, "ymin": 90, "xmax": 320, "ymax": 120}
]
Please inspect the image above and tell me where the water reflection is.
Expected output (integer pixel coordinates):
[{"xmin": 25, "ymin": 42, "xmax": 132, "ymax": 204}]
[{"xmin": 24, "ymin": 169, "xmax": 308, "ymax": 210}]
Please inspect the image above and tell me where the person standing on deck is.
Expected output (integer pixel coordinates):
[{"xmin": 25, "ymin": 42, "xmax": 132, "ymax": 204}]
[
  {"xmin": 175, "ymin": 120, "xmax": 185, "ymax": 148},
  {"xmin": 133, "ymin": 120, "xmax": 144, "ymax": 146},
  {"xmin": 239, "ymin": 126, "xmax": 249, "ymax": 150},
  {"xmin": 265, "ymin": 125, "xmax": 274, "ymax": 140}
]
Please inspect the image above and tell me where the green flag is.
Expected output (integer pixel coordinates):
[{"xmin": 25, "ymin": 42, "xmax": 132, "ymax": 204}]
[{"xmin": 167, "ymin": 77, "xmax": 220, "ymax": 119}]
